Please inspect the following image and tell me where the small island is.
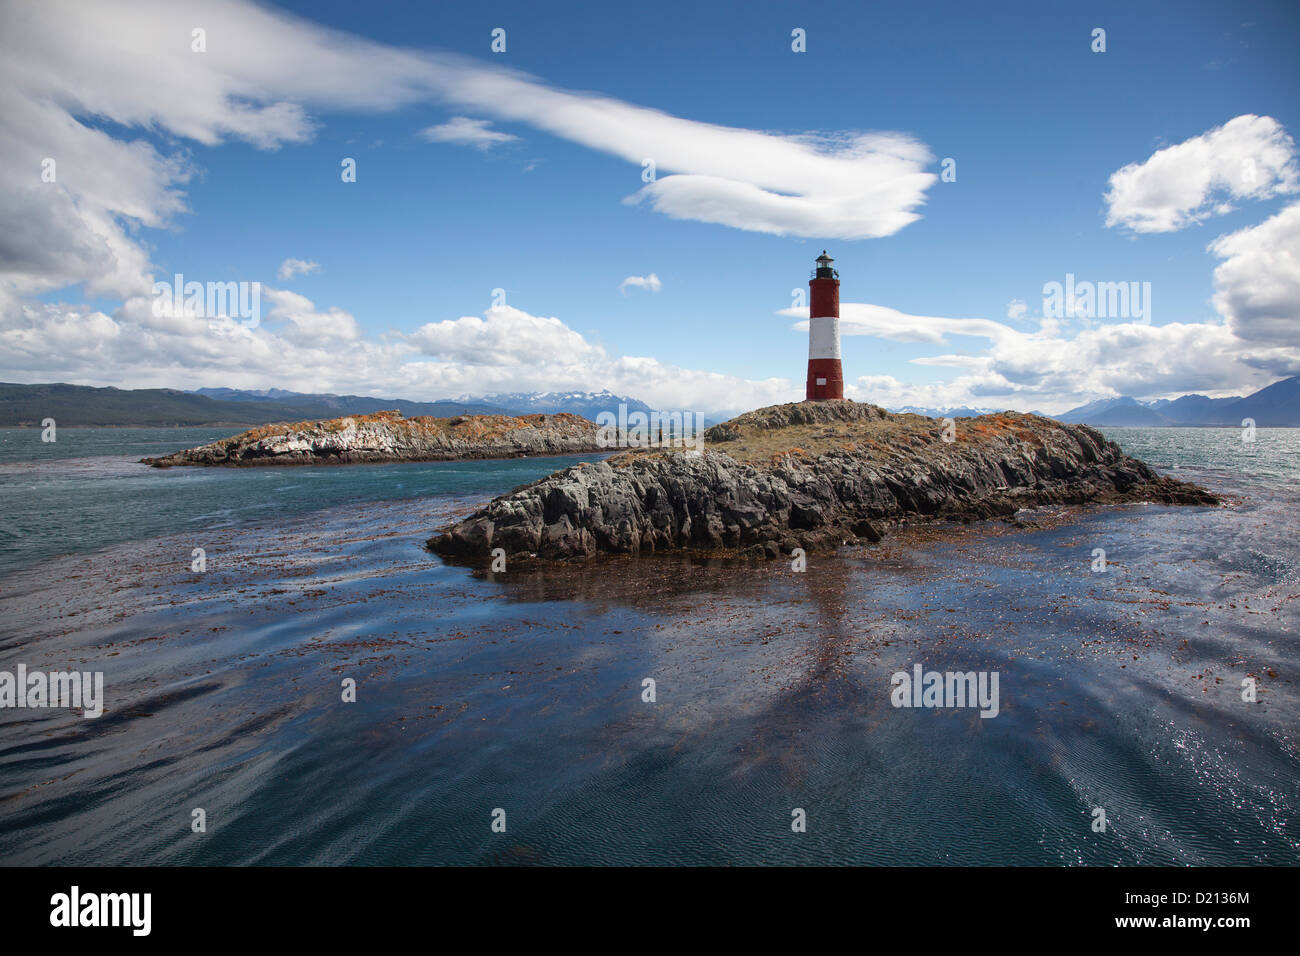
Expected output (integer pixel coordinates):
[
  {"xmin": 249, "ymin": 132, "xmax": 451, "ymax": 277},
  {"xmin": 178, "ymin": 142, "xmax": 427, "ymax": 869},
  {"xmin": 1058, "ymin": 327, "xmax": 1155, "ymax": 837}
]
[
  {"xmin": 428, "ymin": 400, "xmax": 1217, "ymax": 564},
  {"xmin": 142, "ymin": 409, "xmax": 606, "ymax": 467}
]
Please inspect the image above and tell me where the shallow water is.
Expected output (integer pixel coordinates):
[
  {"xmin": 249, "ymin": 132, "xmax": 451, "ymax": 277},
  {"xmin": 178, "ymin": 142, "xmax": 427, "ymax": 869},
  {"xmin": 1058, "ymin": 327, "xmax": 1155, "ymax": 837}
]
[
  {"xmin": 0, "ymin": 426, "xmax": 1295, "ymax": 865},
  {"xmin": 0, "ymin": 426, "xmax": 609, "ymax": 578}
]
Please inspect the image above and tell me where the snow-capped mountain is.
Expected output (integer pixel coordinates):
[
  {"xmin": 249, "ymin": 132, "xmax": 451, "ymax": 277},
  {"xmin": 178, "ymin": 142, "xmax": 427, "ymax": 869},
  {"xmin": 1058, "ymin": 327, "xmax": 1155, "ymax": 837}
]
[
  {"xmin": 1056, "ymin": 376, "xmax": 1300, "ymax": 426},
  {"xmin": 890, "ymin": 404, "xmax": 1003, "ymax": 419},
  {"xmin": 459, "ymin": 390, "xmax": 658, "ymax": 419}
]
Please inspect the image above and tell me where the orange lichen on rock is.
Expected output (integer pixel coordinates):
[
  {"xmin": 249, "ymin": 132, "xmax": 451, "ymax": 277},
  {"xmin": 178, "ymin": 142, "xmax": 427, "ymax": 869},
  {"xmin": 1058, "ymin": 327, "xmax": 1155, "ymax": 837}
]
[
  {"xmin": 430, "ymin": 399, "xmax": 1220, "ymax": 564},
  {"xmin": 142, "ymin": 409, "xmax": 607, "ymax": 467}
]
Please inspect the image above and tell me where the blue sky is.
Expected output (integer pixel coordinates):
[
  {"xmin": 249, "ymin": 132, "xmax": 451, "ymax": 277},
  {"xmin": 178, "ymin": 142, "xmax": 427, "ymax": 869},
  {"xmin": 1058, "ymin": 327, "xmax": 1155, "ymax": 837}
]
[{"xmin": 4, "ymin": 0, "xmax": 1299, "ymax": 414}]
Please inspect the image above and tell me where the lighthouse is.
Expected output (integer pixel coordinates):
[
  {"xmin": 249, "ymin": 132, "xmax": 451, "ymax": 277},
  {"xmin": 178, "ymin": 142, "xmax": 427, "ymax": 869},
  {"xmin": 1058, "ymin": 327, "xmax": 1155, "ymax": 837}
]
[{"xmin": 806, "ymin": 251, "xmax": 843, "ymax": 401}]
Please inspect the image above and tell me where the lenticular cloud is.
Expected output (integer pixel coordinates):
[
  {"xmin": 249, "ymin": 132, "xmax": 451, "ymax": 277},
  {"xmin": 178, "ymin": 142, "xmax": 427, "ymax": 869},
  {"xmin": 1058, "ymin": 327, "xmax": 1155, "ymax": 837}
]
[{"xmin": 1, "ymin": 0, "xmax": 938, "ymax": 305}]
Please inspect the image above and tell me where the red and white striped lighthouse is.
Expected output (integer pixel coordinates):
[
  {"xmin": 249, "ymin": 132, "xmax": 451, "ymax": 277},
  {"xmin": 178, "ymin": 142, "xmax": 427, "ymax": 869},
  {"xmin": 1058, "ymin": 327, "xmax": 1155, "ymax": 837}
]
[{"xmin": 806, "ymin": 250, "xmax": 843, "ymax": 401}]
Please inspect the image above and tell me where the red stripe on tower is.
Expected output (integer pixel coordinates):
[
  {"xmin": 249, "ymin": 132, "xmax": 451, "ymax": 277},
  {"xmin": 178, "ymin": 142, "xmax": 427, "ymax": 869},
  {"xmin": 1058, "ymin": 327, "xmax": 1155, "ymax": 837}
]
[{"xmin": 806, "ymin": 250, "xmax": 843, "ymax": 401}]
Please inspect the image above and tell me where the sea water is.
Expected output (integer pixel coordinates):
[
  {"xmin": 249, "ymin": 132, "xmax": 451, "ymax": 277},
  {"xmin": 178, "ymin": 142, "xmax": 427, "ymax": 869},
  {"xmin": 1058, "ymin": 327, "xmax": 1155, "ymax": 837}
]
[{"xmin": 0, "ymin": 426, "xmax": 1295, "ymax": 864}]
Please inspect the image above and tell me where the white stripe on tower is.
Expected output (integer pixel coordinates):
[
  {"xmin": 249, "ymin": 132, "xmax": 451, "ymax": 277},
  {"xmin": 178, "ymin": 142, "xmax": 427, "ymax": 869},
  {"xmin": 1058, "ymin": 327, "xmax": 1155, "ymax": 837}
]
[{"xmin": 808, "ymin": 315, "xmax": 841, "ymax": 360}]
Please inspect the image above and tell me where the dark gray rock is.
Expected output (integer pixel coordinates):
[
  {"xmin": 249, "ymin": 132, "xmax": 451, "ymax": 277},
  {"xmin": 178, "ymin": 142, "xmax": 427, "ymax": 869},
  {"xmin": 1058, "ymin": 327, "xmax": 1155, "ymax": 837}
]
[{"xmin": 429, "ymin": 403, "xmax": 1217, "ymax": 564}]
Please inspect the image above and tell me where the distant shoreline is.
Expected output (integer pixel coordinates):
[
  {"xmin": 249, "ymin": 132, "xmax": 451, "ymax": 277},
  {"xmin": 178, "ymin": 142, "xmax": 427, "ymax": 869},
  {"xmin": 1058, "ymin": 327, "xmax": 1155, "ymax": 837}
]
[
  {"xmin": 140, "ymin": 409, "xmax": 610, "ymax": 468},
  {"xmin": 2, "ymin": 422, "xmax": 262, "ymax": 429}
]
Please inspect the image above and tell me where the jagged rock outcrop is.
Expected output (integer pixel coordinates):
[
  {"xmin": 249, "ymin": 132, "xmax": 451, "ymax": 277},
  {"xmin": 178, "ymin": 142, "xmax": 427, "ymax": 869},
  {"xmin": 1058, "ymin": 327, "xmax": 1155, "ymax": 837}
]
[
  {"xmin": 428, "ymin": 400, "xmax": 1217, "ymax": 564},
  {"xmin": 142, "ymin": 409, "xmax": 605, "ymax": 467}
]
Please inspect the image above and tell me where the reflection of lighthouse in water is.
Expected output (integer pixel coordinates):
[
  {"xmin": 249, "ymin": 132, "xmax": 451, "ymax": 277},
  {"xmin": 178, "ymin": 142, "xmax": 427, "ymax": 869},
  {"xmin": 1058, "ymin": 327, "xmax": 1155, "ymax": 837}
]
[{"xmin": 805, "ymin": 251, "xmax": 844, "ymax": 401}]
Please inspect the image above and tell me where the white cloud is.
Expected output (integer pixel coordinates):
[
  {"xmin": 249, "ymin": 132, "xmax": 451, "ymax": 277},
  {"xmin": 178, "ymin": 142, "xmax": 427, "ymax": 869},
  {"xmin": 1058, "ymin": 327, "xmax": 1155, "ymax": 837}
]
[
  {"xmin": 0, "ymin": 290, "xmax": 796, "ymax": 415},
  {"xmin": 1006, "ymin": 299, "xmax": 1028, "ymax": 320},
  {"xmin": 1104, "ymin": 115, "xmax": 1299, "ymax": 233},
  {"xmin": 783, "ymin": 303, "xmax": 1015, "ymax": 346},
  {"xmin": 408, "ymin": 305, "xmax": 600, "ymax": 367},
  {"xmin": 619, "ymin": 273, "xmax": 662, "ymax": 295},
  {"xmin": 262, "ymin": 288, "xmax": 360, "ymax": 344},
  {"xmin": 0, "ymin": 0, "xmax": 938, "ymax": 313},
  {"xmin": 418, "ymin": 116, "xmax": 519, "ymax": 149},
  {"xmin": 1209, "ymin": 201, "xmax": 1300, "ymax": 351},
  {"xmin": 781, "ymin": 288, "xmax": 1300, "ymax": 413},
  {"xmin": 3, "ymin": 275, "xmax": 1296, "ymax": 418},
  {"xmin": 0, "ymin": 88, "xmax": 189, "ymax": 298},
  {"xmin": 277, "ymin": 258, "xmax": 320, "ymax": 281}
]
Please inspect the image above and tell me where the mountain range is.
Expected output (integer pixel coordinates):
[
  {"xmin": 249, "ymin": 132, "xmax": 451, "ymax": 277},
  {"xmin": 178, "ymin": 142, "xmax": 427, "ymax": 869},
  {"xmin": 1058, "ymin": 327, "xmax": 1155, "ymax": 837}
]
[
  {"xmin": 891, "ymin": 404, "xmax": 1035, "ymax": 419},
  {"xmin": 1054, "ymin": 375, "xmax": 1300, "ymax": 427},
  {"xmin": 890, "ymin": 376, "xmax": 1300, "ymax": 426},
  {"xmin": 2, "ymin": 376, "xmax": 1297, "ymax": 427},
  {"xmin": 458, "ymin": 390, "xmax": 658, "ymax": 420},
  {"xmin": 0, "ymin": 383, "xmax": 656, "ymax": 427}
]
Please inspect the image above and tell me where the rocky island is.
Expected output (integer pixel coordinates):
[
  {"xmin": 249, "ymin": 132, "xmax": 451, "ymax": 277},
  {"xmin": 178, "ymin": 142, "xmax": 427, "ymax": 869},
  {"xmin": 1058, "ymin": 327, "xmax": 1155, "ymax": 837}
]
[
  {"xmin": 428, "ymin": 400, "xmax": 1217, "ymax": 564},
  {"xmin": 142, "ymin": 409, "xmax": 606, "ymax": 467}
]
